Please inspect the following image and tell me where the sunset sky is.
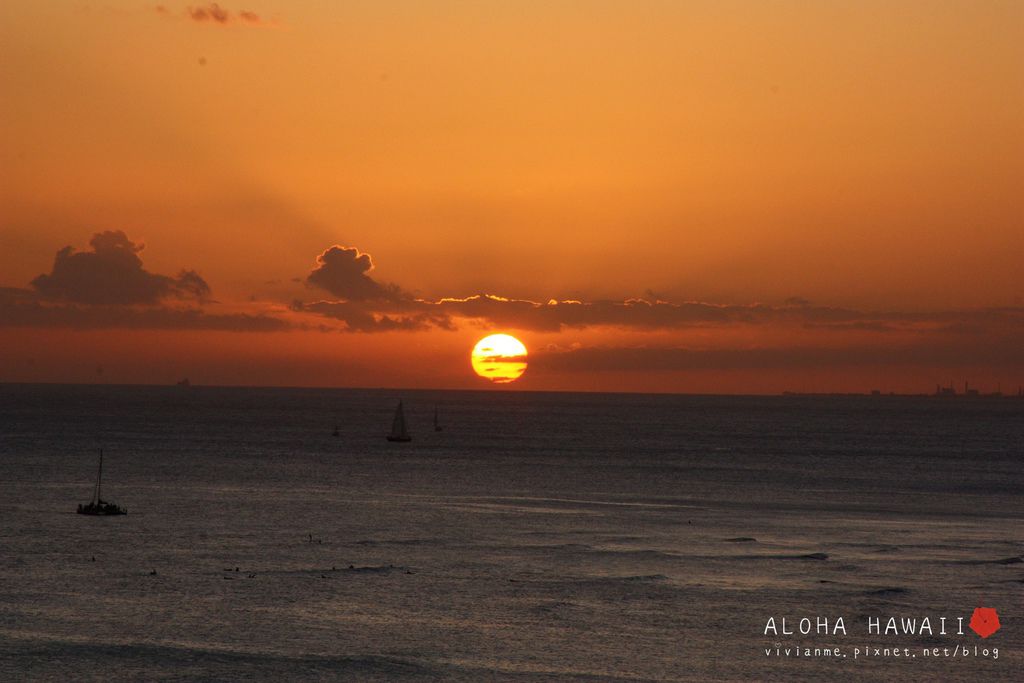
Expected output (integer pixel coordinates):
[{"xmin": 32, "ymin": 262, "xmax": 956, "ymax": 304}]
[{"xmin": 1, "ymin": 1, "xmax": 1022, "ymax": 393}]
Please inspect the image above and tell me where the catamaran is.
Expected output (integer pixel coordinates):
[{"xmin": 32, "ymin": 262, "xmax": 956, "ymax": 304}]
[
  {"xmin": 433, "ymin": 405, "xmax": 443, "ymax": 432},
  {"xmin": 387, "ymin": 400, "xmax": 412, "ymax": 442},
  {"xmin": 77, "ymin": 448, "xmax": 127, "ymax": 515}
]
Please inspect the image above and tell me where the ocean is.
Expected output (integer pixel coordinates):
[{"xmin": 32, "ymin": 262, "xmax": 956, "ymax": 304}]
[{"xmin": 0, "ymin": 384, "xmax": 1021, "ymax": 681}]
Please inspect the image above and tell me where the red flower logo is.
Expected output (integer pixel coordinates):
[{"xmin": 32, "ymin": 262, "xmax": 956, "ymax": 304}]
[{"xmin": 969, "ymin": 607, "xmax": 1000, "ymax": 639}]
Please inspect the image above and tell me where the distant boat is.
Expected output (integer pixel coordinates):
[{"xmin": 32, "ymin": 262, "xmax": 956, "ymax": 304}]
[
  {"xmin": 77, "ymin": 449, "xmax": 127, "ymax": 516},
  {"xmin": 176, "ymin": 378, "xmax": 191, "ymax": 387},
  {"xmin": 387, "ymin": 401, "xmax": 412, "ymax": 442},
  {"xmin": 331, "ymin": 425, "xmax": 340, "ymax": 437},
  {"xmin": 433, "ymin": 405, "xmax": 443, "ymax": 432}
]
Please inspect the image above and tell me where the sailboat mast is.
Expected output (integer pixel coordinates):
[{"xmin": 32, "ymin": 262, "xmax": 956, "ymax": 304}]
[
  {"xmin": 395, "ymin": 401, "xmax": 405, "ymax": 435},
  {"xmin": 95, "ymin": 448, "xmax": 103, "ymax": 503}
]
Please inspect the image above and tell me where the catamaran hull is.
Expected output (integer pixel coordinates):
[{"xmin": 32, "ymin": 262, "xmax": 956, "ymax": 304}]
[
  {"xmin": 386, "ymin": 436, "xmax": 412, "ymax": 442},
  {"xmin": 77, "ymin": 503, "xmax": 127, "ymax": 515}
]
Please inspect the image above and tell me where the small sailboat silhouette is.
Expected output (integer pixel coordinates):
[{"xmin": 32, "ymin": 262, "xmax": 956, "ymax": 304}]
[
  {"xmin": 433, "ymin": 405, "xmax": 443, "ymax": 432},
  {"xmin": 386, "ymin": 401, "xmax": 412, "ymax": 442},
  {"xmin": 77, "ymin": 449, "xmax": 127, "ymax": 516}
]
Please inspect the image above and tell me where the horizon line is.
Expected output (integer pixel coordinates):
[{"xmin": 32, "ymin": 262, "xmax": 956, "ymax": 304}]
[{"xmin": 2, "ymin": 380, "xmax": 1022, "ymax": 400}]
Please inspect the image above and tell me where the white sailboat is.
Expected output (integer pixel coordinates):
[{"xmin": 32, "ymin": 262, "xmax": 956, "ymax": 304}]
[{"xmin": 387, "ymin": 401, "xmax": 412, "ymax": 442}]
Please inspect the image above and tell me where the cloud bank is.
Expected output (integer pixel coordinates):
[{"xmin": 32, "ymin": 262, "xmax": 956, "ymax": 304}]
[
  {"xmin": 0, "ymin": 288, "xmax": 289, "ymax": 332},
  {"xmin": 297, "ymin": 245, "xmax": 1024, "ymax": 337},
  {"xmin": 31, "ymin": 231, "xmax": 209, "ymax": 305},
  {"xmin": 529, "ymin": 339, "xmax": 1024, "ymax": 374},
  {"xmin": 3, "ymin": 232, "xmax": 290, "ymax": 332},
  {"xmin": 290, "ymin": 243, "xmax": 1024, "ymax": 376},
  {"xmin": 4, "ymin": 237, "xmax": 1022, "ymax": 378}
]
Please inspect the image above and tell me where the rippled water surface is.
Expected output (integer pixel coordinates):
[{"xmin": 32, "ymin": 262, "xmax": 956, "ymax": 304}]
[{"xmin": 0, "ymin": 385, "xmax": 1021, "ymax": 681}]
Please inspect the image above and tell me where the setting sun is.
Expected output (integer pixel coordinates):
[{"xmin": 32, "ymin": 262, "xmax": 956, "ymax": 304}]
[{"xmin": 471, "ymin": 334, "xmax": 528, "ymax": 384}]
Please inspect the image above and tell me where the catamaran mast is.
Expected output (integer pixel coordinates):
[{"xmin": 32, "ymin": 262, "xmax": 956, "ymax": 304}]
[{"xmin": 95, "ymin": 448, "xmax": 103, "ymax": 504}]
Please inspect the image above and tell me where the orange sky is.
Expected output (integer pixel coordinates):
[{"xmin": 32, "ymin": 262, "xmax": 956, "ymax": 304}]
[{"xmin": 1, "ymin": 1, "xmax": 1022, "ymax": 392}]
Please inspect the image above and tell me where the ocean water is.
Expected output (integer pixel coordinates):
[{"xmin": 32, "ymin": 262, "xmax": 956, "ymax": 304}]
[{"xmin": 0, "ymin": 384, "xmax": 1021, "ymax": 681}]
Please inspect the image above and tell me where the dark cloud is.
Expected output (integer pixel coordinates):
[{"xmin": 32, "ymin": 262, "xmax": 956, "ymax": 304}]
[
  {"xmin": 297, "ymin": 289, "xmax": 860, "ymax": 334},
  {"xmin": 298, "ymin": 300, "xmax": 447, "ymax": 334},
  {"xmin": 306, "ymin": 246, "xmax": 409, "ymax": 303},
  {"xmin": 414, "ymin": 295, "xmax": 922, "ymax": 333},
  {"xmin": 0, "ymin": 288, "xmax": 290, "ymax": 332},
  {"xmin": 188, "ymin": 3, "xmax": 230, "ymax": 23},
  {"xmin": 803, "ymin": 321, "xmax": 900, "ymax": 333},
  {"xmin": 158, "ymin": 4, "xmax": 265, "ymax": 26},
  {"xmin": 297, "ymin": 245, "xmax": 1024, "ymax": 341},
  {"xmin": 531, "ymin": 337, "xmax": 1024, "ymax": 373},
  {"xmin": 425, "ymin": 296, "xmax": 809, "ymax": 331},
  {"xmin": 2, "ymin": 232, "xmax": 298, "ymax": 332},
  {"xmin": 30, "ymin": 231, "xmax": 210, "ymax": 305},
  {"xmin": 431, "ymin": 297, "xmax": 1024, "ymax": 335}
]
